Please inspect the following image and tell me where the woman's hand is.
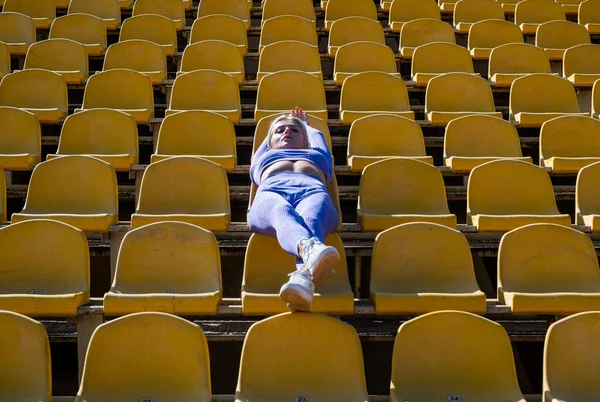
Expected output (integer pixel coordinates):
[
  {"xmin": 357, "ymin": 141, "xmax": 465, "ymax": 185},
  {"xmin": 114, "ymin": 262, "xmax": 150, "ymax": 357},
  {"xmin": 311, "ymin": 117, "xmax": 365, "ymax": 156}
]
[{"xmin": 290, "ymin": 106, "xmax": 308, "ymax": 122}]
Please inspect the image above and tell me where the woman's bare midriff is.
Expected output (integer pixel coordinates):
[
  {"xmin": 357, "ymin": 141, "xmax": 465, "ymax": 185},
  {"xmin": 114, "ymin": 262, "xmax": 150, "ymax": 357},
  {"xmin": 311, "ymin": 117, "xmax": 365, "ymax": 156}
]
[{"xmin": 260, "ymin": 160, "xmax": 326, "ymax": 184}]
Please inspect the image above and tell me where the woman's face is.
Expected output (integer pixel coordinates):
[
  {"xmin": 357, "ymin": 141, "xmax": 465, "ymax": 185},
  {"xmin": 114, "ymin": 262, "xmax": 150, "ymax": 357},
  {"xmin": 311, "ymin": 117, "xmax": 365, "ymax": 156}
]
[{"xmin": 269, "ymin": 120, "xmax": 307, "ymax": 149}]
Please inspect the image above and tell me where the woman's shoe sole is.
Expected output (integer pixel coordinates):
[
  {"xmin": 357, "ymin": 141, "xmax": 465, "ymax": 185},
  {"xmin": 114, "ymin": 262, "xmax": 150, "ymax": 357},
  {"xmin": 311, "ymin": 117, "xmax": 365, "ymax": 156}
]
[
  {"xmin": 279, "ymin": 285, "xmax": 312, "ymax": 312},
  {"xmin": 310, "ymin": 248, "xmax": 340, "ymax": 283}
]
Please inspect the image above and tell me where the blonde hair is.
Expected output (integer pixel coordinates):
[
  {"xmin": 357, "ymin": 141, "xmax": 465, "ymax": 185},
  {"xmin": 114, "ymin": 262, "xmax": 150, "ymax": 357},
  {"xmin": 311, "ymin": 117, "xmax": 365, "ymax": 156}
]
[{"xmin": 266, "ymin": 115, "xmax": 309, "ymax": 149}]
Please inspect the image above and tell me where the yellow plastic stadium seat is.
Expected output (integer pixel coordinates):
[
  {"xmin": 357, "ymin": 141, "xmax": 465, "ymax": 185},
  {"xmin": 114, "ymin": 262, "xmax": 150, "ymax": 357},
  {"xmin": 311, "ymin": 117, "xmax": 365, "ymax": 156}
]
[
  {"xmin": 0, "ymin": 12, "xmax": 36, "ymax": 55},
  {"xmin": 328, "ymin": 16, "xmax": 385, "ymax": 57},
  {"xmin": 389, "ymin": 0, "xmax": 441, "ymax": 33},
  {"xmin": 167, "ymin": 69, "xmax": 241, "ymax": 123},
  {"xmin": 555, "ymin": 0, "xmax": 585, "ymax": 14},
  {"xmin": 540, "ymin": 115, "xmax": 600, "ymax": 173},
  {"xmin": 0, "ymin": 107, "xmax": 41, "ymax": 171},
  {"xmin": 259, "ymin": 15, "xmax": 318, "ymax": 53},
  {"xmin": 242, "ymin": 234, "xmax": 353, "ymax": 314},
  {"xmin": 536, "ymin": 20, "xmax": 590, "ymax": 61},
  {"xmin": 467, "ymin": 160, "xmax": 571, "ymax": 231},
  {"xmin": 68, "ymin": 0, "xmax": 121, "ymax": 30},
  {"xmin": 262, "ymin": 0, "xmax": 316, "ymax": 23},
  {"xmin": 347, "ymin": 114, "xmax": 432, "ymax": 171},
  {"xmin": 49, "ymin": 14, "xmax": 107, "ymax": 56},
  {"xmin": 563, "ymin": 43, "xmax": 600, "ymax": 86},
  {"xmin": 334, "ymin": 42, "xmax": 399, "ymax": 85},
  {"xmin": 489, "ymin": 43, "xmax": 551, "ymax": 86},
  {"xmin": 47, "ymin": 109, "xmax": 138, "ymax": 171},
  {"xmin": 497, "ymin": 0, "xmax": 520, "ymax": 13},
  {"xmin": 119, "ymin": 14, "xmax": 178, "ymax": 56},
  {"xmin": 371, "ymin": 222, "xmax": 486, "ymax": 314},
  {"xmin": 425, "ymin": 73, "xmax": 501, "ymax": 126},
  {"xmin": 0, "ymin": 69, "xmax": 68, "ymax": 123},
  {"xmin": 0, "ymin": 167, "xmax": 4, "ymax": 223},
  {"xmin": 77, "ymin": 69, "xmax": 154, "ymax": 124},
  {"xmin": 453, "ymin": 0, "xmax": 505, "ymax": 33},
  {"xmin": 236, "ymin": 313, "xmax": 368, "ymax": 402},
  {"xmin": 412, "ymin": 43, "xmax": 477, "ymax": 87},
  {"xmin": 514, "ymin": 0, "xmax": 566, "ymax": 34},
  {"xmin": 0, "ymin": 311, "xmax": 51, "ymax": 402},
  {"xmin": 152, "ymin": 110, "xmax": 237, "ymax": 171},
  {"xmin": 24, "ymin": 39, "xmax": 88, "ymax": 84},
  {"xmin": 104, "ymin": 40, "xmax": 167, "ymax": 84},
  {"xmin": 324, "ymin": 0, "xmax": 377, "ymax": 30},
  {"xmin": 253, "ymin": 113, "xmax": 333, "ymax": 154},
  {"xmin": 509, "ymin": 74, "xmax": 586, "ymax": 127},
  {"xmin": 499, "ymin": 223, "xmax": 600, "ymax": 314},
  {"xmin": 258, "ymin": 41, "xmax": 321, "ymax": 83},
  {"xmin": 198, "ymin": 0, "xmax": 250, "ymax": 30},
  {"xmin": 0, "ymin": 220, "xmax": 89, "ymax": 316},
  {"xmin": 75, "ymin": 312, "xmax": 211, "ymax": 402},
  {"xmin": 180, "ymin": 40, "xmax": 244, "ymax": 84},
  {"xmin": 468, "ymin": 19, "xmax": 524, "ymax": 60},
  {"xmin": 131, "ymin": 157, "xmax": 231, "ymax": 231},
  {"xmin": 190, "ymin": 15, "xmax": 248, "ymax": 57},
  {"xmin": 399, "ymin": 18, "xmax": 456, "ymax": 59},
  {"xmin": 3, "ymin": 0, "xmax": 55, "ymax": 29},
  {"xmin": 579, "ymin": 0, "xmax": 600, "ymax": 34},
  {"xmin": 104, "ymin": 222, "xmax": 222, "ymax": 316},
  {"xmin": 340, "ymin": 72, "xmax": 415, "ymax": 125},
  {"xmin": 391, "ymin": 311, "xmax": 526, "ymax": 402},
  {"xmin": 576, "ymin": 161, "xmax": 600, "ymax": 231},
  {"xmin": 444, "ymin": 115, "xmax": 530, "ymax": 172},
  {"xmin": 544, "ymin": 312, "xmax": 600, "ymax": 402},
  {"xmin": 256, "ymin": 70, "xmax": 327, "ymax": 122},
  {"xmin": 133, "ymin": 0, "xmax": 185, "ymax": 30},
  {"xmin": 11, "ymin": 156, "xmax": 118, "ymax": 232},
  {"xmin": 358, "ymin": 158, "xmax": 456, "ymax": 231},
  {"xmin": 0, "ymin": 42, "xmax": 9, "ymax": 79},
  {"xmin": 595, "ymin": 79, "xmax": 600, "ymax": 119}
]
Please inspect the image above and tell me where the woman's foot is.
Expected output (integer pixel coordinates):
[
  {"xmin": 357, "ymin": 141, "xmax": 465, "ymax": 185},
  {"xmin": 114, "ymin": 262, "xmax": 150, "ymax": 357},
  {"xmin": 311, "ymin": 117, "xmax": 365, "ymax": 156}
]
[
  {"xmin": 299, "ymin": 237, "xmax": 340, "ymax": 283},
  {"xmin": 279, "ymin": 268, "xmax": 314, "ymax": 311}
]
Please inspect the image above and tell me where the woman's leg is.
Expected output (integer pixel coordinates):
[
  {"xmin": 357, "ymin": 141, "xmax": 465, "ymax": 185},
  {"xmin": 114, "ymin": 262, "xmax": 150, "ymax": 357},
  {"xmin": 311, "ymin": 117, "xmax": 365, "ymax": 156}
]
[
  {"xmin": 294, "ymin": 191, "xmax": 339, "ymax": 243},
  {"xmin": 247, "ymin": 190, "xmax": 314, "ymax": 257}
]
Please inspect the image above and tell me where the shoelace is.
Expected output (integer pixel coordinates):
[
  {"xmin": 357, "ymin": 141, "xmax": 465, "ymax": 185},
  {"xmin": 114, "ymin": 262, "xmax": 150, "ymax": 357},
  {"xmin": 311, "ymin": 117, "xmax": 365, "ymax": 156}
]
[
  {"xmin": 300, "ymin": 238, "xmax": 318, "ymax": 261},
  {"xmin": 288, "ymin": 267, "xmax": 312, "ymax": 282}
]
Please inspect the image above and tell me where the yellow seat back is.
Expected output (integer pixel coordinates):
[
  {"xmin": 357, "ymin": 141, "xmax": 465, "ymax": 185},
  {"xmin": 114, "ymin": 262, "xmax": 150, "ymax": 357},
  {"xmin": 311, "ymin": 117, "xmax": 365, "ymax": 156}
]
[
  {"xmin": 236, "ymin": 312, "xmax": 368, "ymax": 402},
  {"xmin": 412, "ymin": 42, "xmax": 474, "ymax": 75},
  {"xmin": 425, "ymin": 72, "xmax": 496, "ymax": 113},
  {"xmin": 348, "ymin": 114, "xmax": 427, "ymax": 157},
  {"xmin": 325, "ymin": 0, "xmax": 378, "ymax": 29},
  {"xmin": 57, "ymin": 108, "xmax": 138, "ymax": 159},
  {"xmin": 389, "ymin": 0, "xmax": 440, "ymax": 29},
  {"xmin": 0, "ymin": 12, "xmax": 36, "ymax": 53},
  {"xmin": 262, "ymin": 0, "xmax": 316, "ymax": 21},
  {"xmin": 335, "ymin": 41, "xmax": 398, "ymax": 75},
  {"xmin": 119, "ymin": 14, "xmax": 177, "ymax": 50},
  {"xmin": 391, "ymin": 311, "xmax": 524, "ymax": 402},
  {"xmin": 372, "ymin": 222, "xmax": 479, "ymax": 294},
  {"xmin": 0, "ymin": 167, "xmax": 4, "ymax": 223},
  {"xmin": 154, "ymin": 110, "xmax": 237, "ymax": 162},
  {"xmin": 0, "ymin": 69, "xmax": 68, "ymax": 116},
  {"xmin": 579, "ymin": 0, "xmax": 600, "ymax": 26},
  {"xmin": 190, "ymin": 15, "xmax": 248, "ymax": 54},
  {"xmin": 76, "ymin": 312, "xmax": 211, "ymax": 402},
  {"xmin": 510, "ymin": 73, "xmax": 580, "ymax": 114},
  {"xmin": 468, "ymin": 19, "xmax": 524, "ymax": 51},
  {"xmin": 81, "ymin": 69, "xmax": 154, "ymax": 114},
  {"xmin": 468, "ymin": 159, "xmax": 560, "ymax": 216},
  {"xmin": 112, "ymin": 221, "xmax": 222, "ymax": 294},
  {"xmin": 258, "ymin": 40, "xmax": 321, "ymax": 81},
  {"xmin": 540, "ymin": 115, "xmax": 600, "ymax": 161},
  {"xmin": 0, "ymin": 310, "xmax": 52, "ymax": 402},
  {"xmin": 515, "ymin": 0, "xmax": 566, "ymax": 25},
  {"xmin": 0, "ymin": 220, "xmax": 89, "ymax": 296},
  {"xmin": 544, "ymin": 312, "xmax": 600, "ymax": 402},
  {"xmin": 136, "ymin": 156, "xmax": 230, "ymax": 215},
  {"xmin": 3, "ymin": 0, "xmax": 55, "ymax": 22},
  {"xmin": 563, "ymin": 43, "xmax": 600, "ymax": 77},
  {"xmin": 340, "ymin": 72, "xmax": 412, "ymax": 113},
  {"xmin": 328, "ymin": 16, "xmax": 385, "ymax": 48},
  {"xmin": 454, "ymin": 0, "xmax": 505, "ymax": 25},
  {"xmin": 24, "ymin": 38, "xmax": 89, "ymax": 81},
  {"xmin": 197, "ymin": 0, "xmax": 249, "ymax": 26},
  {"xmin": 536, "ymin": 20, "xmax": 590, "ymax": 50},
  {"xmin": 259, "ymin": 15, "xmax": 318, "ymax": 49},
  {"xmin": 576, "ymin": 161, "xmax": 600, "ymax": 223},
  {"xmin": 256, "ymin": 70, "xmax": 326, "ymax": 118},
  {"xmin": 0, "ymin": 106, "xmax": 40, "ymax": 162},
  {"xmin": 49, "ymin": 14, "xmax": 107, "ymax": 51},
  {"xmin": 132, "ymin": 0, "xmax": 185, "ymax": 23},
  {"xmin": 489, "ymin": 43, "xmax": 551, "ymax": 76},
  {"xmin": 359, "ymin": 158, "xmax": 450, "ymax": 215},
  {"xmin": 104, "ymin": 40, "xmax": 167, "ymax": 81},
  {"xmin": 0, "ymin": 41, "xmax": 9, "ymax": 77},
  {"xmin": 445, "ymin": 115, "xmax": 523, "ymax": 158},
  {"xmin": 68, "ymin": 0, "xmax": 121, "ymax": 26},
  {"xmin": 399, "ymin": 18, "xmax": 456, "ymax": 50},
  {"xmin": 181, "ymin": 40, "xmax": 244, "ymax": 76},
  {"xmin": 499, "ymin": 224, "xmax": 600, "ymax": 295}
]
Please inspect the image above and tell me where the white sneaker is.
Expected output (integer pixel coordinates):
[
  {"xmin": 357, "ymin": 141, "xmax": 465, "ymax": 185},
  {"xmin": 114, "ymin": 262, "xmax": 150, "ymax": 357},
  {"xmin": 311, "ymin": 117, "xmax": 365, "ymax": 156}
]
[
  {"xmin": 299, "ymin": 237, "xmax": 340, "ymax": 283},
  {"xmin": 279, "ymin": 268, "xmax": 314, "ymax": 312}
]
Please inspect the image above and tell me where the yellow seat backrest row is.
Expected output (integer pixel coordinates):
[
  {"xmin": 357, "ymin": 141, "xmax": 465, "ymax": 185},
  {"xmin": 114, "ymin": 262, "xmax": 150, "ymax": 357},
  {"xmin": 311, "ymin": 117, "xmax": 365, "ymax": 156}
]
[
  {"xmin": 24, "ymin": 38, "xmax": 89, "ymax": 85},
  {"xmin": 68, "ymin": 0, "xmax": 121, "ymax": 30},
  {"xmin": 0, "ymin": 106, "xmax": 41, "ymax": 171}
]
